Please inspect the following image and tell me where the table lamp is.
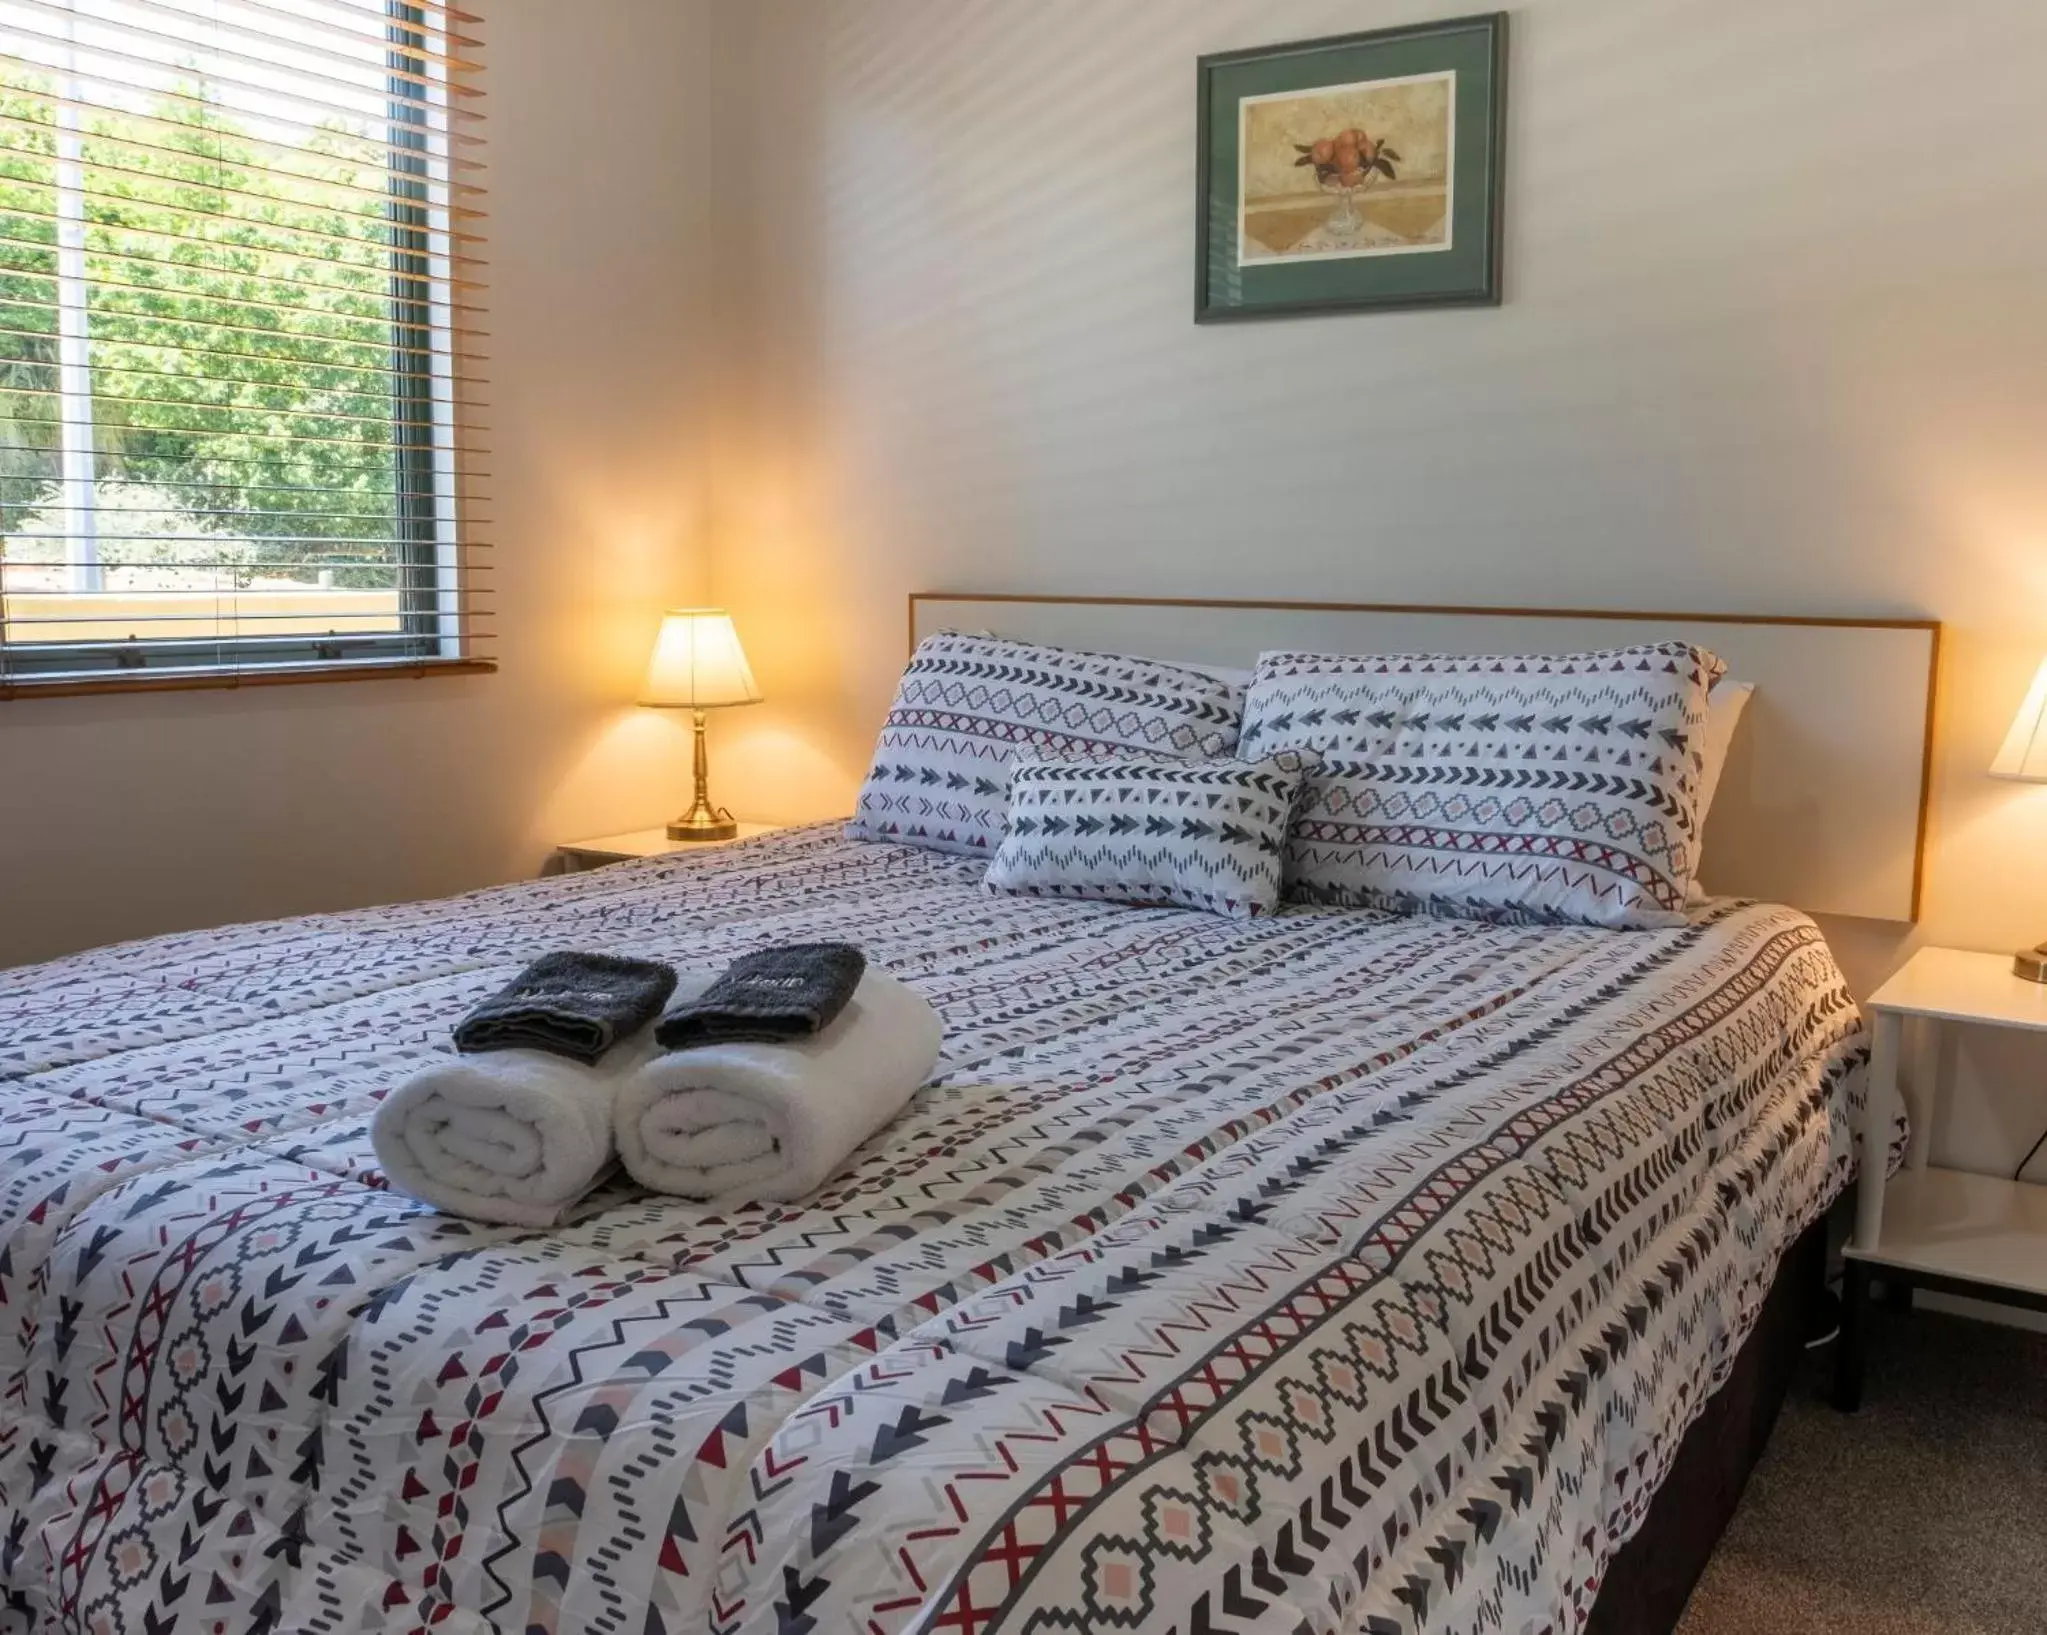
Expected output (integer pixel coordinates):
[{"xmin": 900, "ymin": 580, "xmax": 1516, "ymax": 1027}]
[
  {"xmin": 1992, "ymin": 655, "xmax": 2047, "ymax": 978},
  {"xmin": 640, "ymin": 609, "xmax": 763, "ymax": 841}
]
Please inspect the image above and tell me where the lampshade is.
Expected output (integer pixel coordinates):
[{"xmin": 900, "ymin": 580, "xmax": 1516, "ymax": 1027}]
[
  {"xmin": 1992, "ymin": 656, "xmax": 2047, "ymax": 782},
  {"xmin": 640, "ymin": 609, "xmax": 763, "ymax": 709}
]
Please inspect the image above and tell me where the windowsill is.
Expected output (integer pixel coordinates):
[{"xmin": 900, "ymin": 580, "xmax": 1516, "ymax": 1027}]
[{"xmin": 0, "ymin": 657, "xmax": 497, "ymax": 701}]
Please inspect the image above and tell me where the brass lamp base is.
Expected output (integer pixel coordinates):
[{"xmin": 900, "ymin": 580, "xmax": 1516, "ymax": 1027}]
[
  {"xmin": 666, "ymin": 705, "xmax": 738, "ymax": 842},
  {"xmin": 2015, "ymin": 944, "xmax": 2047, "ymax": 983},
  {"xmin": 668, "ymin": 810, "xmax": 737, "ymax": 843}
]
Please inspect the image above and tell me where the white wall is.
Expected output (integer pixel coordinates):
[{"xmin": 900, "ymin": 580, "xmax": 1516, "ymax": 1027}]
[
  {"xmin": 707, "ymin": 0, "xmax": 2047, "ymax": 995},
  {"xmin": 0, "ymin": 0, "xmax": 724, "ymax": 968},
  {"xmin": 14, "ymin": 0, "xmax": 2047, "ymax": 1170},
  {"xmin": 698, "ymin": 0, "xmax": 2047, "ymax": 1178}
]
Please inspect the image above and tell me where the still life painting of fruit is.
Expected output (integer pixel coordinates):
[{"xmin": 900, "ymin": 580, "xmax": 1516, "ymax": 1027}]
[{"xmin": 1238, "ymin": 70, "xmax": 1454, "ymax": 265}]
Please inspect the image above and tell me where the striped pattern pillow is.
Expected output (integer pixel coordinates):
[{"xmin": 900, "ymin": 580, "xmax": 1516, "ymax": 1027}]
[
  {"xmin": 983, "ymin": 751, "xmax": 1313, "ymax": 919},
  {"xmin": 1239, "ymin": 643, "xmax": 1725, "ymax": 928},
  {"xmin": 847, "ymin": 633, "xmax": 1245, "ymax": 857}
]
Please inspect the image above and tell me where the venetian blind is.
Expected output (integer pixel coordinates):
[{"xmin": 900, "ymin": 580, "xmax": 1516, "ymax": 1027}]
[{"xmin": 0, "ymin": 0, "xmax": 484, "ymax": 691}]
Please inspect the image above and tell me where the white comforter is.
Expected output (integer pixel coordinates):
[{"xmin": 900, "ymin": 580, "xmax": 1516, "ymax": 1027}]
[{"xmin": 0, "ymin": 824, "xmax": 1867, "ymax": 1635}]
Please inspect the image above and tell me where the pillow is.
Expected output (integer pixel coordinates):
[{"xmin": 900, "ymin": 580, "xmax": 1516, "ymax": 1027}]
[
  {"xmin": 1695, "ymin": 678, "xmax": 1754, "ymax": 829},
  {"xmin": 1239, "ymin": 642, "xmax": 1726, "ymax": 928},
  {"xmin": 983, "ymin": 750, "xmax": 1314, "ymax": 919},
  {"xmin": 1686, "ymin": 677, "xmax": 1755, "ymax": 904},
  {"xmin": 1179, "ymin": 661, "xmax": 1256, "ymax": 689},
  {"xmin": 847, "ymin": 633, "xmax": 1245, "ymax": 856}
]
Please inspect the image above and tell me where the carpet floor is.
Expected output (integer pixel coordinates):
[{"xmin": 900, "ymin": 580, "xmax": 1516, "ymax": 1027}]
[{"xmin": 1676, "ymin": 1307, "xmax": 2047, "ymax": 1635}]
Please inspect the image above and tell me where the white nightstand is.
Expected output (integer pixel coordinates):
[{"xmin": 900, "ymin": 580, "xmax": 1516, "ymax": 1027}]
[
  {"xmin": 555, "ymin": 822, "xmax": 781, "ymax": 873},
  {"xmin": 1836, "ymin": 946, "xmax": 2047, "ymax": 1409}
]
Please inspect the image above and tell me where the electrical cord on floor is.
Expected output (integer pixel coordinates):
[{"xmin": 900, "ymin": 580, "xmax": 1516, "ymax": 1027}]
[
  {"xmin": 1804, "ymin": 1285, "xmax": 1843, "ymax": 1350},
  {"xmin": 2017, "ymin": 1123, "xmax": 2047, "ymax": 1183}
]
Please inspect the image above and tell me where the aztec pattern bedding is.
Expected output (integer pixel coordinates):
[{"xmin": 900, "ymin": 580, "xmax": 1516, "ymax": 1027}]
[{"xmin": 0, "ymin": 825, "xmax": 1867, "ymax": 1635}]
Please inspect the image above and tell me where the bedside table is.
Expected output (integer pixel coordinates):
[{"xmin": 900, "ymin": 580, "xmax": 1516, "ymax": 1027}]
[
  {"xmin": 555, "ymin": 822, "xmax": 780, "ymax": 874},
  {"xmin": 1835, "ymin": 946, "xmax": 2047, "ymax": 1410}
]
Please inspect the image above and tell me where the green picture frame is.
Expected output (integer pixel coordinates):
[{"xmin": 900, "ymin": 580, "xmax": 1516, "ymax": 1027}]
[{"xmin": 1195, "ymin": 13, "xmax": 1508, "ymax": 321}]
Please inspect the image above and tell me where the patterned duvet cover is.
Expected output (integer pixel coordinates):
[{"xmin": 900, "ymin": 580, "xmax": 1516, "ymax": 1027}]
[{"xmin": 0, "ymin": 825, "xmax": 1866, "ymax": 1635}]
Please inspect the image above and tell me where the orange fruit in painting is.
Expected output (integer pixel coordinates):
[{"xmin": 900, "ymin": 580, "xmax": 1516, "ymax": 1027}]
[
  {"xmin": 1351, "ymin": 128, "xmax": 1378, "ymax": 162},
  {"xmin": 1337, "ymin": 167, "xmax": 1366, "ymax": 188},
  {"xmin": 1310, "ymin": 138, "xmax": 1335, "ymax": 165},
  {"xmin": 1332, "ymin": 133, "xmax": 1359, "ymax": 167}
]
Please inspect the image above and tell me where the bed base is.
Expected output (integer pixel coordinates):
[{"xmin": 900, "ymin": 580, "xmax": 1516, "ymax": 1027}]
[{"xmin": 1586, "ymin": 1220, "xmax": 1825, "ymax": 1635}]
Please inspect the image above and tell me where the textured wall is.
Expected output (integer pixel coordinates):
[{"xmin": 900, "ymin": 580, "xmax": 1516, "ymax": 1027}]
[
  {"xmin": 0, "ymin": 0, "xmax": 724, "ymax": 967},
  {"xmin": 699, "ymin": 0, "xmax": 2047, "ymax": 1186},
  {"xmin": 705, "ymin": 0, "xmax": 2047, "ymax": 1000},
  {"xmin": 11, "ymin": 0, "xmax": 2047, "ymax": 1046}
]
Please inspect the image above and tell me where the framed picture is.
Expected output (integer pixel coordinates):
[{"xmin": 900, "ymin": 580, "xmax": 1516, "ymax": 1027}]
[{"xmin": 1195, "ymin": 13, "xmax": 1508, "ymax": 321}]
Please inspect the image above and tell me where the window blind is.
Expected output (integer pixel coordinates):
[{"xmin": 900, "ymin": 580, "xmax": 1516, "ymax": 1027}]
[{"xmin": 0, "ymin": 0, "xmax": 484, "ymax": 691}]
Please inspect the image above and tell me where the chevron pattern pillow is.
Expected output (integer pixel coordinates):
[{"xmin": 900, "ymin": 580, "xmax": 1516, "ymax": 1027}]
[
  {"xmin": 983, "ymin": 751, "xmax": 1314, "ymax": 919},
  {"xmin": 847, "ymin": 633, "xmax": 1245, "ymax": 857},
  {"xmin": 1239, "ymin": 643, "xmax": 1725, "ymax": 928}
]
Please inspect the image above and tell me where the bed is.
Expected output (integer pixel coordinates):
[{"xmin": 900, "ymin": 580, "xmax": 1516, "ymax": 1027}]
[{"xmin": 0, "ymin": 596, "xmax": 1936, "ymax": 1635}]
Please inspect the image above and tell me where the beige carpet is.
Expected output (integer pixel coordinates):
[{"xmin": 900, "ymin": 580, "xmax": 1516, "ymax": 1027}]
[{"xmin": 1677, "ymin": 1308, "xmax": 2047, "ymax": 1635}]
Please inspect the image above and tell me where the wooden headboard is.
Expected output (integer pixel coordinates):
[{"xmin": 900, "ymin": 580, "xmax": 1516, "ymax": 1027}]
[{"xmin": 909, "ymin": 593, "xmax": 1941, "ymax": 924}]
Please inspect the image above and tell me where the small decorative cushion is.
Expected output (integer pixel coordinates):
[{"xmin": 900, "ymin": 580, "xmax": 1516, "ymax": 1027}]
[
  {"xmin": 983, "ymin": 750, "xmax": 1315, "ymax": 919},
  {"xmin": 1238, "ymin": 642, "xmax": 1726, "ymax": 928},
  {"xmin": 847, "ymin": 633, "xmax": 1245, "ymax": 857}
]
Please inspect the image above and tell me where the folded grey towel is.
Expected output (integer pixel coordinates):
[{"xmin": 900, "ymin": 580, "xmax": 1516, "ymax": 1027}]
[
  {"xmin": 454, "ymin": 952, "xmax": 678, "ymax": 1065},
  {"xmin": 654, "ymin": 942, "xmax": 867, "ymax": 1048}
]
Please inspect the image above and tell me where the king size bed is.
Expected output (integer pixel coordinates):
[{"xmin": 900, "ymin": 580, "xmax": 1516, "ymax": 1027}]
[{"xmin": 0, "ymin": 595, "xmax": 1938, "ymax": 1635}]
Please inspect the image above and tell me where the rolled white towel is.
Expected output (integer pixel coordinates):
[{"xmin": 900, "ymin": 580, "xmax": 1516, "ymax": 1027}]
[
  {"xmin": 371, "ymin": 1041, "xmax": 647, "ymax": 1227},
  {"xmin": 616, "ymin": 968, "xmax": 942, "ymax": 1202}
]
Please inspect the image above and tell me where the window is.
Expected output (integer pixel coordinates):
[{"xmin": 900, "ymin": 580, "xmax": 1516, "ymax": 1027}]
[{"xmin": 0, "ymin": 0, "xmax": 483, "ymax": 691}]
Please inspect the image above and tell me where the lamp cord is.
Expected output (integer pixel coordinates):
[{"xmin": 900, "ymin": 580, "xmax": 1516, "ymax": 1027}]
[{"xmin": 2017, "ymin": 1123, "xmax": 2047, "ymax": 1184}]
